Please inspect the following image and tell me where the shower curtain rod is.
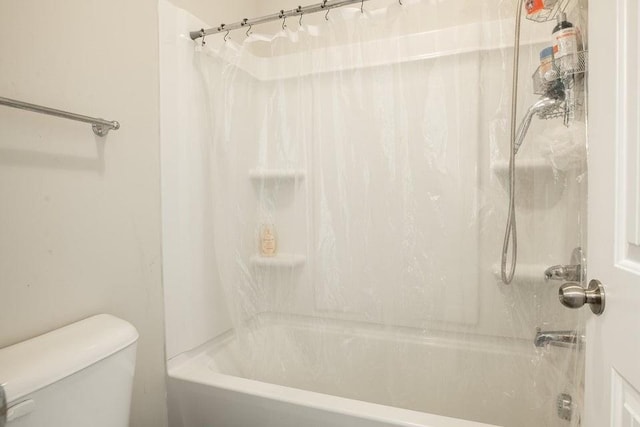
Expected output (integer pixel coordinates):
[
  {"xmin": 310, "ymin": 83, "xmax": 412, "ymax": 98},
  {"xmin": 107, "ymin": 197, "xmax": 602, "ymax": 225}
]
[{"xmin": 190, "ymin": 0, "xmax": 377, "ymax": 40}]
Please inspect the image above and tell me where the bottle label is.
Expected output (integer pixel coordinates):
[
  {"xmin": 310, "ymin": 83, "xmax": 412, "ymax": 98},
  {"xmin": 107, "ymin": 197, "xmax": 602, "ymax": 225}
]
[
  {"xmin": 553, "ymin": 28, "xmax": 579, "ymax": 71},
  {"xmin": 261, "ymin": 237, "xmax": 276, "ymax": 256},
  {"xmin": 525, "ymin": 0, "xmax": 544, "ymax": 14},
  {"xmin": 539, "ymin": 47, "xmax": 554, "ymax": 76}
]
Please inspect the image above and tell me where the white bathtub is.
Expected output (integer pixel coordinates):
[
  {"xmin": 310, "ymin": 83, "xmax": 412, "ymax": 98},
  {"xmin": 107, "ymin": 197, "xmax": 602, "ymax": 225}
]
[{"xmin": 167, "ymin": 314, "xmax": 572, "ymax": 427}]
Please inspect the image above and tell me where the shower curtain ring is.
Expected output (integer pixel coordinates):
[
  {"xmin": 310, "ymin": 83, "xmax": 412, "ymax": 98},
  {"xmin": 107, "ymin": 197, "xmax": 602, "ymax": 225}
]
[
  {"xmin": 361, "ymin": 0, "xmax": 365, "ymax": 13},
  {"xmin": 224, "ymin": 30, "xmax": 230, "ymax": 42},
  {"xmin": 280, "ymin": 10, "xmax": 287, "ymax": 30},
  {"xmin": 200, "ymin": 28, "xmax": 206, "ymax": 46},
  {"xmin": 296, "ymin": 6, "xmax": 303, "ymax": 26},
  {"xmin": 218, "ymin": 23, "xmax": 227, "ymax": 41},
  {"xmin": 321, "ymin": 0, "xmax": 330, "ymax": 20},
  {"xmin": 242, "ymin": 18, "xmax": 252, "ymax": 37}
]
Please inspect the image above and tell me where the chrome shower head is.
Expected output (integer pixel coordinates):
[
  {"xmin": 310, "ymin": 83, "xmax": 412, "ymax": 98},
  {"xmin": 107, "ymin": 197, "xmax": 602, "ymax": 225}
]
[{"xmin": 513, "ymin": 95, "xmax": 565, "ymax": 155}]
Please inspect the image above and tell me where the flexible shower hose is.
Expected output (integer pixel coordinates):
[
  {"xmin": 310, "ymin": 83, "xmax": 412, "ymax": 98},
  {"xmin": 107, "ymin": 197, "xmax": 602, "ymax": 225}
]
[{"xmin": 501, "ymin": 0, "xmax": 524, "ymax": 284}]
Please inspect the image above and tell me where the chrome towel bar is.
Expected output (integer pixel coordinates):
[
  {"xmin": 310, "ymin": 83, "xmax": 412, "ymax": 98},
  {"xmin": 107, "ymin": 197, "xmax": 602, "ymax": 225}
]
[{"xmin": 0, "ymin": 96, "xmax": 120, "ymax": 137}]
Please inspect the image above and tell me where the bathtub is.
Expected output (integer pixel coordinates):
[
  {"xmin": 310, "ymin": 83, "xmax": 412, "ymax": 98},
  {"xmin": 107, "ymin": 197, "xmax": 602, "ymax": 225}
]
[{"xmin": 167, "ymin": 313, "xmax": 569, "ymax": 427}]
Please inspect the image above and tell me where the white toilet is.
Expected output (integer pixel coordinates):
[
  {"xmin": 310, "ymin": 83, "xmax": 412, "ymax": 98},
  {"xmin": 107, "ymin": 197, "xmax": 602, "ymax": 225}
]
[{"xmin": 0, "ymin": 314, "xmax": 139, "ymax": 427}]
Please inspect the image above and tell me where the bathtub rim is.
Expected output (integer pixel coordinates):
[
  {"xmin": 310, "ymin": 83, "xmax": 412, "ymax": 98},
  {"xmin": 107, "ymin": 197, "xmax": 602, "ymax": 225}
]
[
  {"xmin": 169, "ymin": 360, "xmax": 499, "ymax": 427},
  {"xmin": 166, "ymin": 312, "xmax": 525, "ymax": 427},
  {"xmin": 166, "ymin": 312, "xmax": 573, "ymax": 427}
]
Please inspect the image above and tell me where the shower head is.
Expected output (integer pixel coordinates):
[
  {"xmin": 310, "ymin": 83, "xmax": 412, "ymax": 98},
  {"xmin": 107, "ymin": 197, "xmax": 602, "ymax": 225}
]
[{"xmin": 513, "ymin": 94, "xmax": 565, "ymax": 155}]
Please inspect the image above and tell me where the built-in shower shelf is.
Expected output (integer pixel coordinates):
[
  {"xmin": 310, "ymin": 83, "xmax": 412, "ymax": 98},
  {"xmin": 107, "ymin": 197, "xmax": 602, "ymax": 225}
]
[
  {"xmin": 492, "ymin": 158, "xmax": 556, "ymax": 175},
  {"xmin": 250, "ymin": 254, "xmax": 306, "ymax": 268},
  {"xmin": 249, "ymin": 169, "xmax": 306, "ymax": 182},
  {"xmin": 492, "ymin": 158, "xmax": 564, "ymax": 186},
  {"xmin": 492, "ymin": 264, "xmax": 549, "ymax": 282},
  {"xmin": 493, "ymin": 157, "xmax": 567, "ymax": 208}
]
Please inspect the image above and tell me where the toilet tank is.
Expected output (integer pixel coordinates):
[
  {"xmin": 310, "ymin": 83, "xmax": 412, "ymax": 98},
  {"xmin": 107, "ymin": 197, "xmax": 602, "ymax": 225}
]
[{"xmin": 0, "ymin": 314, "xmax": 139, "ymax": 427}]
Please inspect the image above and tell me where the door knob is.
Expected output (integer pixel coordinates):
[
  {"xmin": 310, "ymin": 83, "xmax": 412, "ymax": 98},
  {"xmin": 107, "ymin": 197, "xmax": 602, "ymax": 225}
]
[{"xmin": 559, "ymin": 279, "xmax": 606, "ymax": 315}]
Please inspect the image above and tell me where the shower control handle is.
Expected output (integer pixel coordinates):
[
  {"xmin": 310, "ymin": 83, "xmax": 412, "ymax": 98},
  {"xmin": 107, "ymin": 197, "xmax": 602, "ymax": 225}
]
[{"xmin": 559, "ymin": 280, "xmax": 605, "ymax": 315}]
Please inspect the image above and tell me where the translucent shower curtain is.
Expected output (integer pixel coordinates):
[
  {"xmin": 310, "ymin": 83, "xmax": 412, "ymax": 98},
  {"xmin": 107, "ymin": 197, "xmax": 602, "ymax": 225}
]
[{"xmin": 194, "ymin": 1, "xmax": 586, "ymax": 425}]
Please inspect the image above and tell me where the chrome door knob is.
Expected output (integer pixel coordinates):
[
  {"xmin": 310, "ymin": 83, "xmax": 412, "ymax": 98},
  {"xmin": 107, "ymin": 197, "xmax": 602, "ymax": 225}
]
[{"xmin": 559, "ymin": 279, "xmax": 606, "ymax": 315}]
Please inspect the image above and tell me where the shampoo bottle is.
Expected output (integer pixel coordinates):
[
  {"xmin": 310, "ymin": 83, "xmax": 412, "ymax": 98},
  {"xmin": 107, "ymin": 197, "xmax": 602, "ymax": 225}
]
[
  {"xmin": 260, "ymin": 224, "xmax": 277, "ymax": 257},
  {"xmin": 552, "ymin": 13, "xmax": 580, "ymax": 73}
]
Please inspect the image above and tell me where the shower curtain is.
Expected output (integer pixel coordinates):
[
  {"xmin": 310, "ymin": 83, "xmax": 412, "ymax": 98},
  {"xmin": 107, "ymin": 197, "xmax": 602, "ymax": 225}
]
[
  {"xmin": 194, "ymin": 1, "xmax": 585, "ymax": 425},
  {"xmin": 198, "ymin": 2, "xmax": 484, "ymax": 327}
]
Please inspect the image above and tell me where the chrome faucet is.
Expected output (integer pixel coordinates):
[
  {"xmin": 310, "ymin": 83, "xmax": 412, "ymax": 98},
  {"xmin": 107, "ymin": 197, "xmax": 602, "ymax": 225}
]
[
  {"xmin": 534, "ymin": 329, "xmax": 584, "ymax": 349},
  {"xmin": 544, "ymin": 247, "xmax": 585, "ymax": 282},
  {"xmin": 544, "ymin": 264, "xmax": 582, "ymax": 281}
]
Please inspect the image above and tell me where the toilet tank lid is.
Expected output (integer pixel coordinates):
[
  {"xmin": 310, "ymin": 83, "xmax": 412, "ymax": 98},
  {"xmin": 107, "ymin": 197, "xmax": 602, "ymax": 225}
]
[{"xmin": 0, "ymin": 314, "xmax": 139, "ymax": 403}]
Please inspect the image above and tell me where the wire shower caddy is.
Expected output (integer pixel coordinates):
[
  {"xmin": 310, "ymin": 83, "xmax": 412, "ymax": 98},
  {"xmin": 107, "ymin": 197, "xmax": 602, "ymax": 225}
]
[{"xmin": 532, "ymin": 50, "xmax": 587, "ymax": 123}]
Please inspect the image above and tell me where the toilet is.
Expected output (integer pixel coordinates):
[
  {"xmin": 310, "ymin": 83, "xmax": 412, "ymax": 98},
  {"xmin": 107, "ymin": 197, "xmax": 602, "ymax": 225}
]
[{"xmin": 0, "ymin": 314, "xmax": 139, "ymax": 427}]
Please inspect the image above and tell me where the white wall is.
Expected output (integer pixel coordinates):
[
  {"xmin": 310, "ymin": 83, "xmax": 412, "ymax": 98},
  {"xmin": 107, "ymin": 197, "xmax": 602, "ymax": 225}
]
[
  {"xmin": 160, "ymin": 1, "xmax": 241, "ymax": 359},
  {"xmin": 0, "ymin": 2, "xmax": 167, "ymax": 426},
  {"xmin": 170, "ymin": 0, "xmax": 257, "ymax": 30},
  {"xmin": 251, "ymin": 0, "xmax": 512, "ymax": 35}
]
